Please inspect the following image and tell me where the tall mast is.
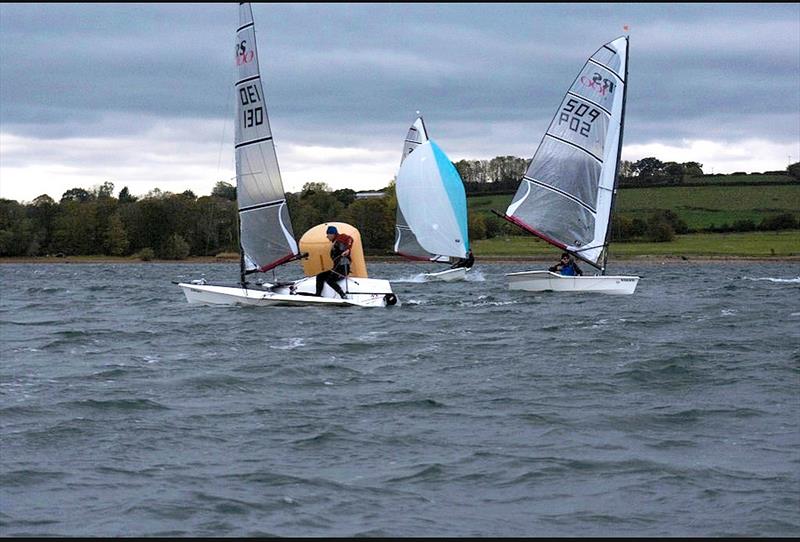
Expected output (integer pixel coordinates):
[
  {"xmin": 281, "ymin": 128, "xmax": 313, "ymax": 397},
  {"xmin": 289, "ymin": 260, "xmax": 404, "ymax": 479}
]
[{"xmin": 602, "ymin": 35, "xmax": 629, "ymax": 275}]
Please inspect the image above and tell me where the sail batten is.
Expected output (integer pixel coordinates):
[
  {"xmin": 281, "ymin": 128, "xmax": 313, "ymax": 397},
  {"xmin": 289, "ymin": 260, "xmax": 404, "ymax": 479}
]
[
  {"xmin": 523, "ymin": 177, "xmax": 597, "ymax": 214},
  {"xmin": 588, "ymin": 58, "xmax": 623, "ymax": 82},
  {"xmin": 235, "ymin": 3, "xmax": 298, "ymax": 273},
  {"xmin": 544, "ymin": 134, "xmax": 604, "ymax": 163},
  {"xmin": 235, "ymin": 136, "xmax": 274, "ymax": 149},
  {"xmin": 504, "ymin": 36, "xmax": 629, "ymax": 268}
]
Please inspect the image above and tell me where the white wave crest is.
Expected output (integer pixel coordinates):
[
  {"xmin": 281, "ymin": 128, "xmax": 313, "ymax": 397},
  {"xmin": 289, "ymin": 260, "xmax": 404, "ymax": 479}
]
[
  {"xmin": 392, "ymin": 273, "xmax": 428, "ymax": 283},
  {"xmin": 743, "ymin": 276, "xmax": 800, "ymax": 283},
  {"xmin": 270, "ymin": 337, "xmax": 305, "ymax": 350}
]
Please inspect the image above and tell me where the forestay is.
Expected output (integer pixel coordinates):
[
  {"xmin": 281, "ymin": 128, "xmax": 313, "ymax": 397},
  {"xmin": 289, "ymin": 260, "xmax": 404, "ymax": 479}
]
[
  {"xmin": 235, "ymin": 3, "xmax": 299, "ymax": 273},
  {"xmin": 394, "ymin": 118, "xmax": 469, "ymax": 261},
  {"xmin": 505, "ymin": 36, "xmax": 628, "ymax": 269}
]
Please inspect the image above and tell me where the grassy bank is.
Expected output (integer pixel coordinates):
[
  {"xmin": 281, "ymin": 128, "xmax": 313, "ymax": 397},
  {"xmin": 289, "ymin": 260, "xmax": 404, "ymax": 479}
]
[
  {"xmin": 471, "ymin": 230, "xmax": 800, "ymax": 259},
  {"xmin": 613, "ymin": 184, "xmax": 800, "ymax": 230},
  {"xmin": 3, "ymin": 230, "xmax": 798, "ymax": 264},
  {"xmin": 467, "ymin": 183, "xmax": 800, "ymax": 232}
]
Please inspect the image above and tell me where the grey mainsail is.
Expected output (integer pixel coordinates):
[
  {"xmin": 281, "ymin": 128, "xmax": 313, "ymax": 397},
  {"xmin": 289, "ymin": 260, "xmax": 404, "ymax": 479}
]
[
  {"xmin": 235, "ymin": 3, "xmax": 299, "ymax": 274},
  {"xmin": 504, "ymin": 36, "xmax": 629, "ymax": 270}
]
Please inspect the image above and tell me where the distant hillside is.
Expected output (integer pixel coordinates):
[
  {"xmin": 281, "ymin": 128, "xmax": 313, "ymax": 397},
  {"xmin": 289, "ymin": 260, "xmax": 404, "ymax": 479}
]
[{"xmin": 467, "ymin": 181, "xmax": 800, "ymax": 235}]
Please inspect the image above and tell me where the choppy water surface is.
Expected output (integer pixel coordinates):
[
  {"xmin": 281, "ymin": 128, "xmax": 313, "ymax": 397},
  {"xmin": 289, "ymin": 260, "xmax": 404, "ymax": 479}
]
[{"xmin": 1, "ymin": 261, "xmax": 798, "ymax": 536}]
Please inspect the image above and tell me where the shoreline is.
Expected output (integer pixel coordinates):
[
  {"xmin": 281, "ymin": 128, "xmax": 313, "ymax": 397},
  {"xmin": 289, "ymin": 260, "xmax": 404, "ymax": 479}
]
[{"xmin": 1, "ymin": 255, "xmax": 799, "ymax": 265}]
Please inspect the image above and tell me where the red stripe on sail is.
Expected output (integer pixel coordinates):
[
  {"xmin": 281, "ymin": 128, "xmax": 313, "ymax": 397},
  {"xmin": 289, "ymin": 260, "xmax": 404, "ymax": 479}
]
[
  {"xmin": 502, "ymin": 214, "xmax": 567, "ymax": 251},
  {"xmin": 397, "ymin": 251, "xmax": 435, "ymax": 262},
  {"xmin": 258, "ymin": 252, "xmax": 299, "ymax": 273}
]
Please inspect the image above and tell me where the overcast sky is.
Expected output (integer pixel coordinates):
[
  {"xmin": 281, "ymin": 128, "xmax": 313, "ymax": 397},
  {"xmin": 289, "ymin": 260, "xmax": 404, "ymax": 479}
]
[{"xmin": 1, "ymin": 2, "xmax": 798, "ymax": 203}]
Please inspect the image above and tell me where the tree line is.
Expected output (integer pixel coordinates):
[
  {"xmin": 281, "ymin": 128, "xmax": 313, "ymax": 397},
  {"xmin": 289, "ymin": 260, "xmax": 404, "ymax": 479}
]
[
  {"xmin": 0, "ymin": 180, "xmax": 401, "ymax": 259},
  {"xmin": 454, "ymin": 156, "xmax": 800, "ymax": 189},
  {"xmin": 451, "ymin": 155, "xmax": 713, "ymax": 191},
  {"xmin": 2, "ymin": 159, "xmax": 798, "ymax": 258}
]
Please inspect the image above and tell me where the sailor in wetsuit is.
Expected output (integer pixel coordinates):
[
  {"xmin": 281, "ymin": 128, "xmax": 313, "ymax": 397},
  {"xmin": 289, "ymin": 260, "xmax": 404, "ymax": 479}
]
[
  {"xmin": 549, "ymin": 252, "xmax": 583, "ymax": 276},
  {"xmin": 449, "ymin": 248, "xmax": 475, "ymax": 270},
  {"xmin": 315, "ymin": 225, "xmax": 353, "ymax": 299}
]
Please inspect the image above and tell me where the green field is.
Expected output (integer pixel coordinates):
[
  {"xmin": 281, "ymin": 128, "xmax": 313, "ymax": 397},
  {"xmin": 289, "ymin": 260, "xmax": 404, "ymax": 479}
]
[
  {"xmin": 472, "ymin": 230, "xmax": 800, "ymax": 259},
  {"xmin": 683, "ymin": 173, "xmax": 793, "ymax": 185},
  {"xmin": 614, "ymin": 184, "xmax": 800, "ymax": 230},
  {"xmin": 467, "ymin": 183, "xmax": 800, "ymax": 231},
  {"xmin": 468, "ymin": 193, "xmax": 513, "ymax": 215}
]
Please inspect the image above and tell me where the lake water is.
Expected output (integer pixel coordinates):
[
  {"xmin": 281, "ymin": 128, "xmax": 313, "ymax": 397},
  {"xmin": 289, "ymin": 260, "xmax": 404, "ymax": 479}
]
[{"xmin": 1, "ymin": 261, "xmax": 798, "ymax": 536}]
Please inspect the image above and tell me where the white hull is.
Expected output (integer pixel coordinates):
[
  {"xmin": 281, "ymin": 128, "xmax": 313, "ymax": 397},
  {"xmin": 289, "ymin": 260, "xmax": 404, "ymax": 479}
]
[
  {"xmin": 422, "ymin": 267, "xmax": 469, "ymax": 282},
  {"xmin": 506, "ymin": 270, "xmax": 639, "ymax": 295},
  {"xmin": 178, "ymin": 276, "xmax": 399, "ymax": 307}
]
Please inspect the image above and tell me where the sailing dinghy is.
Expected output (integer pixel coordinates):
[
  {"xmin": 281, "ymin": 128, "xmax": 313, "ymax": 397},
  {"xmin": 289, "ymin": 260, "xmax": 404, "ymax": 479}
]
[
  {"xmin": 494, "ymin": 36, "xmax": 639, "ymax": 295},
  {"xmin": 393, "ymin": 115, "xmax": 472, "ymax": 282},
  {"xmin": 178, "ymin": 3, "xmax": 398, "ymax": 307}
]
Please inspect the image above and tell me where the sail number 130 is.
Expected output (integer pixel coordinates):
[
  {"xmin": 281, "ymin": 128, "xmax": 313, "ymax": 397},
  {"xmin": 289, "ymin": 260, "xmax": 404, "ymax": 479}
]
[
  {"xmin": 559, "ymin": 98, "xmax": 600, "ymax": 137},
  {"xmin": 240, "ymin": 84, "xmax": 264, "ymax": 128}
]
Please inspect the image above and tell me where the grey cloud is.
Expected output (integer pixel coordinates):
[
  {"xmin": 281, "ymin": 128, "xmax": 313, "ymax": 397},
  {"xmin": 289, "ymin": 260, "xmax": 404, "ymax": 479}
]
[{"xmin": 1, "ymin": 2, "xmax": 798, "ymax": 152}]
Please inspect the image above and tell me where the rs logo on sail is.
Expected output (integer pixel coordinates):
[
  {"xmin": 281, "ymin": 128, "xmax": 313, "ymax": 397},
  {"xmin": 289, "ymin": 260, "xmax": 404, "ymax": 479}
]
[
  {"xmin": 579, "ymin": 73, "xmax": 615, "ymax": 96},
  {"xmin": 236, "ymin": 40, "xmax": 255, "ymax": 65}
]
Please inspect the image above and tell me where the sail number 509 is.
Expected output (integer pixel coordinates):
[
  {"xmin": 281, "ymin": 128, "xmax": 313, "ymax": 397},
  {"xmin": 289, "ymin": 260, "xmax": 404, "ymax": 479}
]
[{"xmin": 559, "ymin": 98, "xmax": 600, "ymax": 137}]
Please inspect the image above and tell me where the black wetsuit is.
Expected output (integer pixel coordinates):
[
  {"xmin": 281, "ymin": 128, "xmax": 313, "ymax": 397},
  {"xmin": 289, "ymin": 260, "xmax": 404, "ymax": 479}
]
[
  {"xmin": 315, "ymin": 234, "xmax": 353, "ymax": 297},
  {"xmin": 450, "ymin": 250, "xmax": 474, "ymax": 269}
]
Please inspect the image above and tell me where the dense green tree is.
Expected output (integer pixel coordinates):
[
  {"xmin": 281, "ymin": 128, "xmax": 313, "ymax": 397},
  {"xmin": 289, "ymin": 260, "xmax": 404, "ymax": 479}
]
[
  {"xmin": 646, "ymin": 213, "xmax": 675, "ymax": 242},
  {"xmin": 633, "ymin": 157, "xmax": 665, "ymax": 179},
  {"xmin": 683, "ymin": 161, "xmax": 704, "ymax": 176},
  {"xmin": 332, "ymin": 188, "xmax": 357, "ymax": 207},
  {"xmin": 619, "ymin": 160, "xmax": 635, "ymax": 178},
  {"xmin": 191, "ymin": 195, "xmax": 237, "ymax": 255},
  {"xmin": 663, "ymin": 162, "xmax": 684, "ymax": 184},
  {"xmin": 344, "ymin": 198, "xmax": 393, "ymax": 251},
  {"xmin": 52, "ymin": 200, "xmax": 97, "ymax": 254},
  {"xmin": 61, "ymin": 187, "xmax": 94, "ymax": 203},
  {"xmin": 160, "ymin": 233, "xmax": 190, "ymax": 259},
  {"xmin": 104, "ymin": 212, "xmax": 129, "ymax": 256},
  {"xmin": 29, "ymin": 194, "xmax": 58, "ymax": 254},
  {"xmin": 468, "ymin": 213, "xmax": 487, "ymax": 241},
  {"xmin": 94, "ymin": 181, "xmax": 115, "ymax": 199},
  {"xmin": 211, "ymin": 181, "xmax": 236, "ymax": 201},
  {"xmin": 288, "ymin": 183, "xmax": 346, "ymax": 237},
  {"xmin": 118, "ymin": 186, "xmax": 138, "ymax": 203},
  {"xmin": 455, "ymin": 156, "xmax": 524, "ymax": 194},
  {"xmin": 483, "ymin": 214, "xmax": 513, "ymax": 239},
  {"xmin": 759, "ymin": 213, "xmax": 798, "ymax": 231},
  {"xmin": 0, "ymin": 199, "xmax": 35, "ymax": 256},
  {"xmin": 301, "ymin": 181, "xmax": 332, "ymax": 195},
  {"xmin": 787, "ymin": 162, "xmax": 800, "ymax": 180}
]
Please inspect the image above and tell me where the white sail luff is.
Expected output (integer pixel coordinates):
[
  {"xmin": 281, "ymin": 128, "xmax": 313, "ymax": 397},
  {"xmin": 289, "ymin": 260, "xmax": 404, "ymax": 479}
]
[{"xmin": 401, "ymin": 117, "xmax": 429, "ymax": 164}]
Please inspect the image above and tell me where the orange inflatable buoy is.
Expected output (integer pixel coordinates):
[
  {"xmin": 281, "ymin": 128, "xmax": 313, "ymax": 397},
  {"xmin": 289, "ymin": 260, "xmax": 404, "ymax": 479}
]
[{"xmin": 298, "ymin": 222, "xmax": 368, "ymax": 278}]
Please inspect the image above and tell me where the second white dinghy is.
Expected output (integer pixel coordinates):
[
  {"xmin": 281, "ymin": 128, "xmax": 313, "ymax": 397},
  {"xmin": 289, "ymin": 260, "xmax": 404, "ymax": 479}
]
[
  {"xmin": 493, "ymin": 36, "xmax": 639, "ymax": 295},
  {"xmin": 506, "ymin": 271, "xmax": 639, "ymax": 295},
  {"xmin": 393, "ymin": 115, "xmax": 474, "ymax": 282}
]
